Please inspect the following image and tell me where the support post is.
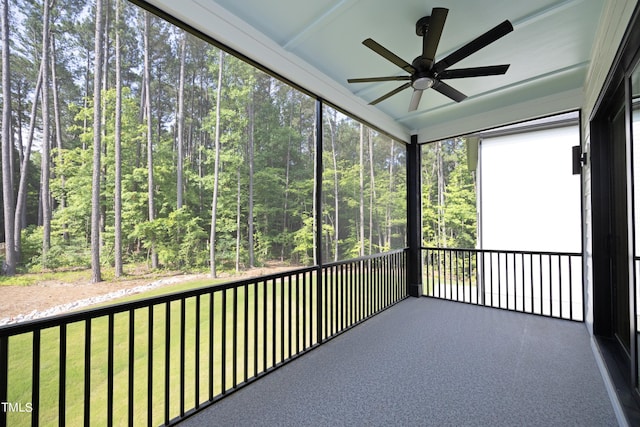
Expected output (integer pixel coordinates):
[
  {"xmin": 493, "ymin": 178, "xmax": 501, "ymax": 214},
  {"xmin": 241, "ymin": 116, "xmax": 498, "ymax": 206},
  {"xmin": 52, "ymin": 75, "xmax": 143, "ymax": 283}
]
[
  {"xmin": 315, "ymin": 98, "xmax": 324, "ymax": 343},
  {"xmin": 407, "ymin": 134, "xmax": 423, "ymax": 297}
]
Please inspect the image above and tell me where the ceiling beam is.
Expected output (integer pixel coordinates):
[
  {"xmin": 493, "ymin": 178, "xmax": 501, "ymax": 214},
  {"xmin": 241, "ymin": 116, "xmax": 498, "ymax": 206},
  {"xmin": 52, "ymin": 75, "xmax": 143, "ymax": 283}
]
[{"xmin": 282, "ymin": 0, "xmax": 359, "ymax": 51}]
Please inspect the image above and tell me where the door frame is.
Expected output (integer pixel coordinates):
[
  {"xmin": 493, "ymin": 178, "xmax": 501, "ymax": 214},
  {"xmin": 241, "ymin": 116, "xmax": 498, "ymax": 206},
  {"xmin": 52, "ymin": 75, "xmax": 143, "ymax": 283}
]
[{"xmin": 590, "ymin": 3, "xmax": 640, "ymax": 403}]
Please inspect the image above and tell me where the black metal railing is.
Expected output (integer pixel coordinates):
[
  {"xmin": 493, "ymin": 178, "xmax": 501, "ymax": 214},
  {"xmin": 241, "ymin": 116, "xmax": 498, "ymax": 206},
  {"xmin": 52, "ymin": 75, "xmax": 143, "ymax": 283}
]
[
  {"xmin": 0, "ymin": 250, "xmax": 406, "ymax": 427},
  {"xmin": 423, "ymin": 247, "xmax": 583, "ymax": 321}
]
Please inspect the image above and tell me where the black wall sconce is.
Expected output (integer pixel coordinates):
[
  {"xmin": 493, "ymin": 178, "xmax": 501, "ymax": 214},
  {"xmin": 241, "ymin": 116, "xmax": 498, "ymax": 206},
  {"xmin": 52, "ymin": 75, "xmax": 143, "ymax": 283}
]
[{"xmin": 572, "ymin": 145, "xmax": 587, "ymax": 175}]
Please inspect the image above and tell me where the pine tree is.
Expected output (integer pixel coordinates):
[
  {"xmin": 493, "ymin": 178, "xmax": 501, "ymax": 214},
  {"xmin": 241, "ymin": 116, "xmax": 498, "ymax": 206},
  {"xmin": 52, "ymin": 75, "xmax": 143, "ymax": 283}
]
[
  {"xmin": 1, "ymin": 0, "xmax": 16, "ymax": 275},
  {"xmin": 90, "ymin": 0, "xmax": 104, "ymax": 283}
]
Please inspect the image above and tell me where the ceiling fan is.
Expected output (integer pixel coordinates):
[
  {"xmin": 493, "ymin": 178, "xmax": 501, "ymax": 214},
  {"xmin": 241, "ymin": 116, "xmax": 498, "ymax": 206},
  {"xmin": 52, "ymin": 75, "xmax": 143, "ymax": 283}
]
[{"xmin": 348, "ymin": 8, "xmax": 513, "ymax": 112}]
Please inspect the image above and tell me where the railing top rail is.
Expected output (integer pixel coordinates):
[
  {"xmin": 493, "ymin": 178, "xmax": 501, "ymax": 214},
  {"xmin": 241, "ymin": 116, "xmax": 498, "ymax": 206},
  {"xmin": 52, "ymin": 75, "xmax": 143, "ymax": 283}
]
[
  {"xmin": 0, "ymin": 249, "xmax": 407, "ymax": 337},
  {"xmin": 421, "ymin": 246, "xmax": 581, "ymax": 257},
  {"xmin": 323, "ymin": 248, "xmax": 407, "ymax": 268},
  {"xmin": 0, "ymin": 265, "xmax": 316, "ymax": 337}
]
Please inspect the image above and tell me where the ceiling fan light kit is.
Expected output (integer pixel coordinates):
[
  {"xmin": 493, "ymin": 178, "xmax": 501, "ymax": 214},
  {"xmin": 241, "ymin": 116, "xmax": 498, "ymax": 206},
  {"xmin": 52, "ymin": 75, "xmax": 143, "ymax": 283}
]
[{"xmin": 348, "ymin": 7, "xmax": 513, "ymax": 112}]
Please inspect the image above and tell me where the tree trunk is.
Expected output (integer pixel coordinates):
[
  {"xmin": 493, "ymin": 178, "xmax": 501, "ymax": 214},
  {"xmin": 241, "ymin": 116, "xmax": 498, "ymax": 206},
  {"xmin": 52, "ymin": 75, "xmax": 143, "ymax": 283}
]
[
  {"xmin": 312, "ymin": 118, "xmax": 318, "ymax": 266},
  {"xmin": 368, "ymin": 130, "xmax": 381, "ymax": 252},
  {"xmin": 281, "ymin": 109, "xmax": 292, "ymax": 262},
  {"xmin": 143, "ymin": 11, "xmax": 158, "ymax": 269},
  {"xmin": 176, "ymin": 33, "xmax": 186, "ymax": 209},
  {"xmin": 14, "ymin": 62, "xmax": 43, "ymax": 258},
  {"xmin": 1, "ymin": 0, "xmax": 16, "ymax": 275},
  {"xmin": 359, "ymin": 123, "xmax": 365, "ymax": 257},
  {"xmin": 247, "ymin": 89, "xmax": 255, "ymax": 268},
  {"xmin": 209, "ymin": 50, "xmax": 224, "ymax": 278},
  {"xmin": 386, "ymin": 139, "xmax": 395, "ymax": 249},
  {"xmin": 328, "ymin": 113, "xmax": 339, "ymax": 262},
  {"xmin": 83, "ymin": 49, "xmax": 90, "ymax": 150},
  {"xmin": 235, "ymin": 168, "xmax": 241, "ymax": 273},
  {"xmin": 436, "ymin": 141, "xmax": 446, "ymax": 247},
  {"xmin": 113, "ymin": 0, "xmax": 123, "ymax": 277},
  {"xmin": 50, "ymin": 35, "xmax": 68, "ymax": 243},
  {"xmin": 91, "ymin": 0, "xmax": 104, "ymax": 283},
  {"xmin": 40, "ymin": 0, "xmax": 52, "ymax": 266}
]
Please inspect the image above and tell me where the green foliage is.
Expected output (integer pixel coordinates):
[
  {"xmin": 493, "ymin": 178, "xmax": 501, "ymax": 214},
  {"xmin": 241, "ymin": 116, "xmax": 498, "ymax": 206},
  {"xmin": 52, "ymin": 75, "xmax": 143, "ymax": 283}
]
[
  {"xmin": 20, "ymin": 226, "xmax": 90, "ymax": 270},
  {"xmin": 2, "ymin": 0, "xmax": 409, "ymax": 279},
  {"xmin": 152, "ymin": 208, "xmax": 209, "ymax": 269},
  {"xmin": 422, "ymin": 138, "xmax": 478, "ymax": 249}
]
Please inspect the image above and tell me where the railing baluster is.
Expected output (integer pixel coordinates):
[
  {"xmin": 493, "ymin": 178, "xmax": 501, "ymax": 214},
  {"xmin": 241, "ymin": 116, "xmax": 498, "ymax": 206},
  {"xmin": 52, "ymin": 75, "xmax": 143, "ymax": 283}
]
[
  {"xmin": 233, "ymin": 286, "xmax": 238, "ymax": 388},
  {"xmin": 448, "ymin": 250, "xmax": 452, "ymax": 300},
  {"xmin": 335, "ymin": 265, "xmax": 339, "ymax": 333},
  {"xmin": 432, "ymin": 249, "xmax": 436, "ymax": 297},
  {"xmin": 558, "ymin": 255, "xmax": 563, "ymax": 319},
  {"xmin": 288, "ymin": 275, "xmax": 292, "ymax": 359},
  {"xmin": 569, "ymin": 256, "xmax": 574, "ymax": 320},
  {"xmin": 463, "ymin": 251, "xmax": 467, "ymax": 302},
  {"xmin": 548, "ymin": 255, "xmax": 553, "ymax": 317},
  {"xmin": 208, "ymin": 293, "xmax": 214, "ymax": 402},
  {"xmin": 280, "ymin": 276, "xmax": 285, "ymax": 362},
  {"xmin": 128, "ymin": 309, "xmax": 135, "ymax": 424},
  {"xmin": 272, "ymin": 278, "xmax": 276, "ymax": 367},
  {"xmin": 148, "ymin": 306, "xmax": 154, "ymax": 427},
  {"xmin": 355, "ymin": 260, "xmax": 360, "ymax": 322},
  {"xmin": 0, "ymin": 336, "xmax": 7, "ymax": 427},
  {"xmin": 455, "ymin": 250, "xmax": 459, "ymax": 301},
  {"xmin": 164, "ymin": 302, "xmax": 171, "ymax": 425},
  {"xmin": 107, "ymin": 313, "xmax": 113, "ymax": 426},
  {"xmin": 521, "ymin": 253, "xmax": 525, "ymax": 313},
  {"xmin": 302, "ymin": 274, "xmax": 307, "ymax": 351},
  {"xmin": 530, "ymin": 254, "xmax": 534, "ymax": 314},
  {"xmin": 317, "ymin": 266, "xmax": 323, "ymax": 345},
  {"xmin": 263, "ymin": 281, "xmax": 267, "ymax": 372},
  {"xmin": 296, "ymin": 273, "xmax": 300, "ymax": 354},
  {"xmin": 253, "ymin": 282, "xmax": 258, "ymax": 378},
  {"xmin": 341, "ymin": 263, "xmax": 346, "ymax": 330},
  {"xmin": 475, "ymin": 251, "xmax": 479, "ymax": 304},
  {"xmin": 244, "ymin": 282, "xmax": 249, "ymax": 382},
  {"xmin": 180, "ymin": 299, "xmax": 186, "ymax": 416},
  {"xmin": 84, "ymin": 319, "xmax": 91, "ymax": 427},
  {"xmin": 497, "ymin": 252, "xmax": 502, "ymax": 308},
  {"xmin": 222, "ymin": 289, "xmax": 227, "ymax": 393},
  {"xmin": 539, "ymin": 254, "xmax": 544, "ymax": 315},
  {"xmin": 59, "ymin": 323, "xmax": 67, "ymax": 427},
  {"xmin": 32, "ymin": 329, "xmax": 40, "ymax": 427},
  {"xmin": 195, "ymin": 296, "xmax": 201, "ymax": 409},
  {"xmin": 510, "ymin": 253, "xmax": 515, "ymax": 311}
]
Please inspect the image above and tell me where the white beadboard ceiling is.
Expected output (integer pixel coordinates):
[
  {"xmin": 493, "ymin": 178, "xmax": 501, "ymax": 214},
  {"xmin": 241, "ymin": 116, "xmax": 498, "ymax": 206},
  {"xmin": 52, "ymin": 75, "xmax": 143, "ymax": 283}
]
[{"xmin": 144, "ymin": 0, "xmax": 605, "ymax": 142}]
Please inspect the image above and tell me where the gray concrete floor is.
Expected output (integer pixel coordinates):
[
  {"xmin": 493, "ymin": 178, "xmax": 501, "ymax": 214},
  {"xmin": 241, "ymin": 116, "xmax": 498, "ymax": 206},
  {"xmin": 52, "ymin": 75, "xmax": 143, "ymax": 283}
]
[{"xmin": 179, "ymin": 298, "xmax": 618, "ymax": 426}]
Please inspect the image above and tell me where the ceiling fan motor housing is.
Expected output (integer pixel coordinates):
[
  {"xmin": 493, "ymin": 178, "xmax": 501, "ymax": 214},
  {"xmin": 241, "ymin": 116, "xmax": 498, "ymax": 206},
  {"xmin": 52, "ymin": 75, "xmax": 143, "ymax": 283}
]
[{"xmin": 416, "ymin": 16, "xmax": 431, "ymax": 36}]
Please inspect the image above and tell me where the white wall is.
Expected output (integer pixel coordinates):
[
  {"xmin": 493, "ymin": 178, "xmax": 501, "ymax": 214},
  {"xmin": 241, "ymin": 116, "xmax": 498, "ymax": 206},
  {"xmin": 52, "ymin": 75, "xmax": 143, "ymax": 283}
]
[{"xmin": 479, "ymin": 126, "xmax": 581, "ymax": 252}]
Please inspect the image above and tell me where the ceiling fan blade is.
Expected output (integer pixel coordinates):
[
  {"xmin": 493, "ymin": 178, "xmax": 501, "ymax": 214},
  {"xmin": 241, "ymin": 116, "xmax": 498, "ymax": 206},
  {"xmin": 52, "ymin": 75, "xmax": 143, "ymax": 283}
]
[
  {"xmin": 432, "ymin": 80, "xmax": 467, "ymax": 102},
  {"xmin": 433, "ymin": 20, "xmax": 513, "ymax": 73},
  {"xmin": 408, "ymin": 89, "xmax": 423, "ymax": 112},
  {"xmin": 422, "ymin": 8, "xmax": 448, "ymax": 66},
  {"xmin": 438, "ymin": 64, "xmax": 510, "ymax": 79},
  {"xmin": 348, "ymin": 76, "xmax": 412, "ymax": 83},
  {"xmin": 369, "ymin": 82, "xmax": 412, "ymax": 105},
  {"xmin": 363, "ymin": 38, "xmax": 416, "ymax": 74}
]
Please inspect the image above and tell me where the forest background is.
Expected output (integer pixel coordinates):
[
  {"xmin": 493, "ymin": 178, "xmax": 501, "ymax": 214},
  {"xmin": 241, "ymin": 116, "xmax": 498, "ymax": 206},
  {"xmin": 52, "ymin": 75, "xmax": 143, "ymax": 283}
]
[{"xmin": 0, "ymin": 0, "xmax": 476, "ymax": 282}]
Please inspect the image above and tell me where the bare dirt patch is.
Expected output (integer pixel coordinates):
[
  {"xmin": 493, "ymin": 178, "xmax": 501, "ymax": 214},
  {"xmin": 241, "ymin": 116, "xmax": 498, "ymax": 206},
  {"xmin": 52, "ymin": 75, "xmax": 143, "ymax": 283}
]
[{"xmin": 0, "ymin": 262, "xmax": 301, "ymax": 321}]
